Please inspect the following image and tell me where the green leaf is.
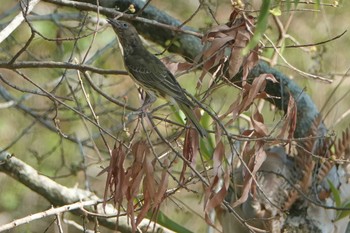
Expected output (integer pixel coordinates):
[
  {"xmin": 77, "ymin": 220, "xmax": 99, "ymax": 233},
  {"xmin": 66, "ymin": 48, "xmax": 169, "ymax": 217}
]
[
  {"xmin": 270, "ymin": 7, "xmax": 282, "ymax": 16},
  {"xmin": 242, "ymin": 0, "xmax": 271, "ymax": 55},
  {"xmin": 286, "ymin": 0, "xmax": 300, "ymax": 11},
  {"xmin": 314, "ymin": 0, "xmax": 320, "ymax": 10},
  {"xmin": 294, "ymin": 0, "xmax": 300, "ymax": 7},
  {"xmin": 199, "ymin": 111, "xmax": 215, "ymax": 160},
  {"xmin": 171, "ymin": 105, "xmax": 186, "ymax": 125},
  {"xmin": 336, "ymin": 201, "xmax": 350, "ymax": 221},
  {"xmin": 150, "ymin": 211, "xmax": 194, "ymax": 233},
  {"xmin": 286, "ymin": 0, "xmax": 291, "ymax": 11},
  {"xmin": 327, "ymin": 179, "xmax": 341, "ymax": 208}
]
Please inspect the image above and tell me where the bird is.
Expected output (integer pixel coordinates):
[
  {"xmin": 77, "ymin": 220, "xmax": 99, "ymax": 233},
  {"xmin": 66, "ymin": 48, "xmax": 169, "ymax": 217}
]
[{"xmin": 107, "ymin": 18, "xmax": 207, "ymax": 137}]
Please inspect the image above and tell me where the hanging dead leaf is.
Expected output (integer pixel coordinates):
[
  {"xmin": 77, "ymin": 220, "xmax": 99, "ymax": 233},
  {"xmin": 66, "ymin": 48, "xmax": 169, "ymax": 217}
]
[
  {"xmin": 199, "ymin": 10, "xmax": 259, "ymax": 91},
  {"xmin": 277, "ymin": 93, "xmax": 297, "ymax": 140},
  {"xmin": 220, "ymin": 73, "xmax": 277, "ymax": 122},
  {"xmin": 204, "ymin": 172, "xmax": 230, "ymax": 224},
  {"xmin": 161, "ymin": 57, "xmax": 193, "ymax": 75},
  {"xmin": 102, "ymin": 140, "xmax": 170, "ymax": 232},
  {"xmin": 213, "ymin": 141, "xmax": 225, "ymax": 177},
  {"xmin": 103, "ymin": 143, "xmax": 126, "ymax": 211},
  {"xmin": 180, "ymin": 128, "xmax": 199, "ymax": 183},
  {"xmin": 251, "ymin": 110, "xmax": 268, "ymax": 137},
  {"xmin": 203, "ymin": 140, "xmax": 231, "ymax": 225},
  {"xmin": 232, "ymin": 141, "xmax": 267, "ymax": 208}
]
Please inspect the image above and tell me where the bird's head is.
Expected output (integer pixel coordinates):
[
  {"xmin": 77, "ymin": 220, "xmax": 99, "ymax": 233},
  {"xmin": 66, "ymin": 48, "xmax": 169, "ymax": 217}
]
[
  {"xmin": 107, "ymin": 19, "xmax": 133, "ymax": 34},
  {"xmin": 107, "ymin": 18, "xmax": 143, "ymax": 55}
]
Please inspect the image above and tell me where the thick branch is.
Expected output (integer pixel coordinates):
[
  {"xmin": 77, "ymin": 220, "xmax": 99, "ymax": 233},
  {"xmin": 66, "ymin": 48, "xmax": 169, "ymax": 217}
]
[{"xmin": 0, "ymin": 151, "xmax": 174, "ymax": 233}]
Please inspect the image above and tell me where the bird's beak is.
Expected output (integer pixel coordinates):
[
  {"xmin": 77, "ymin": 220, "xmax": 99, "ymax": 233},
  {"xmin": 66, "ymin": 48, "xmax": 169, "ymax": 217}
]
[
  {"xmin": 107, "ymin": 18, "xmax": 121, "ymax": 28},
  {"xmin": 106, "ymin": 18, "xmax": 114, "ymax": 25}
]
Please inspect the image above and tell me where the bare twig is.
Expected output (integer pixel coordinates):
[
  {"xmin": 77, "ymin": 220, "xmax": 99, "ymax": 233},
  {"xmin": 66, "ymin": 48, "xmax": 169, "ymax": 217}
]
[
  {"xmin": 0, "ymin": 0, "xmax": 41, "ymax": 44},
  {"xmin": 0, "ymin": 61, "xmax": 127, "ymax": 75},
  {"xmin": 0, "ymin": 200, "xmax": 99, "ymax": 232}
]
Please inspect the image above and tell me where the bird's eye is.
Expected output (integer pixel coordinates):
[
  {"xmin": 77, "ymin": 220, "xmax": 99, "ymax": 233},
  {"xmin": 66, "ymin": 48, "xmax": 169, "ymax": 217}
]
[{"xmin": 123, "ymin": 23, "xmax": 128, "ymax": 28}]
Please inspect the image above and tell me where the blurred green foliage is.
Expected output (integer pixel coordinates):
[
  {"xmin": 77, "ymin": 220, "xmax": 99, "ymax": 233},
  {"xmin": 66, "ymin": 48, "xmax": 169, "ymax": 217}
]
[{"xmin": 0, "ymin": 0, "xmax": 349, "ymax": 232}]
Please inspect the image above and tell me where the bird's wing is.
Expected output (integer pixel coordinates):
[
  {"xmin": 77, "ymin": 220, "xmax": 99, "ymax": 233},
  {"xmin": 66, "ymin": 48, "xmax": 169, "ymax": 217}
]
[{"xmin": 124, "ymin": 53, "xmax": 194, "ymax": 107}]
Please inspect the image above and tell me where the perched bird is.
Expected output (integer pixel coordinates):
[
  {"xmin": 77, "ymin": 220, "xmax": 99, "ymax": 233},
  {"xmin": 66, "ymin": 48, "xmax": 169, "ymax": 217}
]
[{"xmin": 107, "ymin": 18, "xmax": 207, "ymax": 137}]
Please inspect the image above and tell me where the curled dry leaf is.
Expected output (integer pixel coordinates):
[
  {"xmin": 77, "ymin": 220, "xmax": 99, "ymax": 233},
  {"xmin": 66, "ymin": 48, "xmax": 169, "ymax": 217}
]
[
  {"xmin": 102, "ymin": 143, "xmax": 126, "ymax": 212},
  {"xmin": 212, "ymin": 141, "xmax": 225, "ymax": 177},
  {"xmin": 220, "ymin": 73, "xmax": 277, "ymax": 122},
  {"xmin": 204, "ymin": 172, "xmax": 230, "ymax": 225},
  {"xmin": 102, "ymin": 141, "xmax": 168, "ymax": 232},
  {"xmin": 204, "ymin": 140, "xmax": 231, "ymax": 225},
  {"xmin": 180, "ymin": 128, "xmax": 199, "ymax": 183},
  {"xmin": 251, "ymin": 110, "xmax": 268, "ymax": 137},
  {"xmin": 232, "ymin": 141, "xmax": 267, "ymax": 208},
  {"xmin": 161, "ymin": 57, "xmax": 193, "ymax": 75},
  {"xmin": 229, "ymin": 115, "xmax": 270, "ymax": 209},
  {"xmin": 199, "ymin": 9, "xmax": 259, "ymax": 86},
  {"xmin": 277, "ymin": 93, "xmax": 297, "ymax": 141}
]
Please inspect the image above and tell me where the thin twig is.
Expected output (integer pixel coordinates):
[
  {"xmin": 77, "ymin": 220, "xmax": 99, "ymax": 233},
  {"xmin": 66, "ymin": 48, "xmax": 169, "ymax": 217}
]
[
  {"xmin": 0, "ymin": 200, "xmax": 99, "ymax": 231},
  {"xmin": 0, "ymin": 61, "xmax": 127, "ymax": 75},
  {"xmin": 264, "ymin": 34, "xmax": 332, "ymax": 83}
]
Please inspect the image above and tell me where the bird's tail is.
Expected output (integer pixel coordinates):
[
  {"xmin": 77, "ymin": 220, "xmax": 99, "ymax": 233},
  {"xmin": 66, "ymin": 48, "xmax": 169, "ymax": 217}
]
[{"xmin": 178, "ymin": 103, "xmax": 208, "ymax": 137}]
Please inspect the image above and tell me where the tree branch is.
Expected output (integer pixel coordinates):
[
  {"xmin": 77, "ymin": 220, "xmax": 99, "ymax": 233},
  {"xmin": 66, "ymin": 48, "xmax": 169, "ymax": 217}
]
[
  {"xmin": 0, "ymin": 61, "xmax": 127, "ymax": 75},
  {"xmin": 0, "ymin": 151, "xmax": 175, "ymax": 233},
  {"xmin": 40, "ymin": 0, "xmax": 323, "ymax": 138}
]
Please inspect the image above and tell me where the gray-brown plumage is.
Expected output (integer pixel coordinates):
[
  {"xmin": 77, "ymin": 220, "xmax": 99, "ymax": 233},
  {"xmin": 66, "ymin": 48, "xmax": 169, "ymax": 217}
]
[{"xmin": 108, "ymin": 18, "xmax": 207, "ymax": 137}]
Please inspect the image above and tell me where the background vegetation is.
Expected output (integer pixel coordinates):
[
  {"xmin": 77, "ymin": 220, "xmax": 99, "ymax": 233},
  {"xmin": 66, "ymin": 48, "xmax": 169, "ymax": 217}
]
[{"xmin": 0, "ymin": 0, "xmax": 349, "ymax": 232}]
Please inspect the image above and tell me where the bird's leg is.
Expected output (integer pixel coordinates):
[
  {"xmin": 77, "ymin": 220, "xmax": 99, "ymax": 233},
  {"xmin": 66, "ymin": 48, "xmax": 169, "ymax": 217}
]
[
  {"xmin": 136, "ymin": 88, "xmax": 156, "ymax": 110},
  {"xmin": 129, "ymin": 92, "xmax": 157, "ymax": 118},
  {"xmin": 141, "ymin": 93, "xmax": 157, "ymax": 110},
  {"xmin": 126, "ymin": 90, "xmax": 157, "ymax": 120}
]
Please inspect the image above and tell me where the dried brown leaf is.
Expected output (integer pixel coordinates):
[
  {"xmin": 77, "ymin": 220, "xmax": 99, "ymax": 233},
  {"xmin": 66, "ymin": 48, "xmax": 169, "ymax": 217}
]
[
  {"xmin": 202, "ymin": 25, "xmax": 231, "ymax": 40},
  {"xmin": 277, "ymin": 94, "xmax": 297, "ymax": 141},
  {"xmin": 242, "ymin": 47, "xmax": 259, "ymax": 82},
  {"xmin": 200, "ymin": 11, "xmax": 258, "ymax": 87},
  {"xmin": 161, "ymin": 57, "xmax": 193, "ymax": 75},
  {"xmin": 198, "ymin": 48, "xmax": 226, "ymax": 86},
  {"xmin": 204, "ymin": 172, "xmax": 230, "ymax": 224},
  {"xmin": 232, "ymin": 141, "xmax": 267, "ymax": 208},
  {"xmin": 220, "ymin": 73, "xmax": 276, "ymax": 123},
  {"xmin": 252, "ymin": 110, "xmax": 268, "ymax": 136},
  {"xmin": 136, "ymin": 183, "xmax": 151, "ymax": 226},
  {"xmin": 228, "ymin": 46, "xmax": 244, "ymax": 79},
  {"xmin": 219, "ymin": 93, "xmax": 241, "ymax": 121},
  {"xmin": 181, "ymin": 129, "xmax": 199, "ymax": 183},
  {"xmin": 243, "ymin": 74, "xmax": 267, "ymax": 109},
  {"xmin": 102, "ymin": 140, "xmax": 165, "ymax": 232},
  {"xmin": 203, "ymin": 36, "xmax": 235, "ymax": 59},
  {"xmin": 228, "ymin": 29, "xmax": 251, "ymax": 78},
  {"xmin": 213, "ymin": 141, "xmax": 225, "ymax": 177},
  {"xmin": 103, "ymin": 143, "xmax": 126, "ymax": 210},
  {"xmin": 130, "ymin": 141, "xmax": 169, "ymax": 229},
  {"xmin": 154, "ymin": 165, "xmax": 169, "ymax": 206},
  {"xmin": 143, "ymin": 155, "xmax": 156, "ymax": 197},
  {"xmin": 203, "ymin": 140, "xmax": 231, "ymax": 225}
]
